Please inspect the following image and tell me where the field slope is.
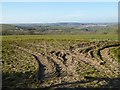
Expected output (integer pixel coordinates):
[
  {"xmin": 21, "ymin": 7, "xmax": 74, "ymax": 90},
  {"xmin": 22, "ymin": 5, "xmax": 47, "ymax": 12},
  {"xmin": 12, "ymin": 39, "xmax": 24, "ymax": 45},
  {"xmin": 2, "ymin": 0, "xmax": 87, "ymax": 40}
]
[{"xmin": 2, "ymin": 34, "xmax": 120, "ymax": 88}]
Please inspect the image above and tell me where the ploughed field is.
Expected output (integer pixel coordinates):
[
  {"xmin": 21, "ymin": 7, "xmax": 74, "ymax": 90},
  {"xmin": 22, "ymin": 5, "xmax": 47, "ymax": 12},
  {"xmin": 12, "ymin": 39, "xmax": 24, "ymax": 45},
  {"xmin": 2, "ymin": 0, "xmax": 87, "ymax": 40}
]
[{"xmin": 2, "ymin": 35, "xmax": 120, "ymax": 88}]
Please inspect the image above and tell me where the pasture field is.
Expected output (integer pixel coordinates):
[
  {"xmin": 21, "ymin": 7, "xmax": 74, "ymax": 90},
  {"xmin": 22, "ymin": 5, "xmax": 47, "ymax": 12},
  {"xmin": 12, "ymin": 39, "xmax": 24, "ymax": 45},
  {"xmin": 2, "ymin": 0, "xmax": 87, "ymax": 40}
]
[
  {"xmin": 2, "ymin": 34, "xmax": 118, "ymax": 41},
  {"xmin": 2, "ymin": 34, "xmax": 120, "ymax": 88}
]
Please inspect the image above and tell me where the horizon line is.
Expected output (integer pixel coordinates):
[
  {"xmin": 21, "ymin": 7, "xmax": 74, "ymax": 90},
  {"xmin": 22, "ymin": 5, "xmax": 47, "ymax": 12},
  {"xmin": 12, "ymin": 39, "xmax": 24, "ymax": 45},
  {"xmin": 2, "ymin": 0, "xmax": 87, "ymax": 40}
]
[{"xmin": 0, "ymin": 22, "xmax": 118, "ymax": 24}]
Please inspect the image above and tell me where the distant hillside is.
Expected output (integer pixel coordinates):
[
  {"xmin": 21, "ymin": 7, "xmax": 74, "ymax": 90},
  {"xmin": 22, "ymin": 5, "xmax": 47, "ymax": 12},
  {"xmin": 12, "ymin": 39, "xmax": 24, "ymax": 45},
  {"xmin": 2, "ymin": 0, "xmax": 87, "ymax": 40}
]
[
  {"xmin": 2, "ymin": 24, "xmax": 16, "ymax": 30},
  {"xmin": 1, "ymin": 23, "xmax": 118, "ymax": 35}
]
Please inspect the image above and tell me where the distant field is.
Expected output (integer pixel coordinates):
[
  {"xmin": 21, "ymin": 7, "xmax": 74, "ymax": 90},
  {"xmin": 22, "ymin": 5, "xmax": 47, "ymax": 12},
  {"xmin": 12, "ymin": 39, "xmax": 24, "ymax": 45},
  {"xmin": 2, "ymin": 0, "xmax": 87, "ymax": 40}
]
[
  {"xmin": 1, "ymin": 23, "xmax": 118, "ymax": 35},
  {"xmin": 2, "ymin": 34, "xmax": 118, "ymax": 41}
]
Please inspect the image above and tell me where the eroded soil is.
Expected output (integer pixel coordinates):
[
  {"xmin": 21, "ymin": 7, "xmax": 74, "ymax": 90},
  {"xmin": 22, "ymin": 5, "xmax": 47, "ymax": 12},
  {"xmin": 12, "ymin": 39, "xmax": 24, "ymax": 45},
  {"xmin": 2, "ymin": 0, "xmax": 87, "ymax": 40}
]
[{"xmin": 2, "ymin": 40, "xmax": 120, "ymax": 88}]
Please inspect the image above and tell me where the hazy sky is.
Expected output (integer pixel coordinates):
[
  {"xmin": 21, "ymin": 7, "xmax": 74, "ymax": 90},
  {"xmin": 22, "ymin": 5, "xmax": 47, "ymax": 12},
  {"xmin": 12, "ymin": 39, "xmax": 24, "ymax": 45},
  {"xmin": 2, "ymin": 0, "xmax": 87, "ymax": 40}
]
[
  {"xmin": 1, "ymin": 0, "xmax": 119, "ymax": 2},
  {"xmin": 2, "ymin": 2, "xmax": 118, "ymax": 23}
]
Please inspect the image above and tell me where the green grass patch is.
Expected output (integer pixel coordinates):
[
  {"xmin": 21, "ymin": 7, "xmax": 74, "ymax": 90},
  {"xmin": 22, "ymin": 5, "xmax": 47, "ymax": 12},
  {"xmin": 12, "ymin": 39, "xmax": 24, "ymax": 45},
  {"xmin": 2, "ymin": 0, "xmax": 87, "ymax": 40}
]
[
  {"xmin": 2, "ymin": 34, "xmax": 118, "ymax": 41},
  {"xmin": 110, "ymin": 47, "xmax": 120, "ymax": 63}
]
